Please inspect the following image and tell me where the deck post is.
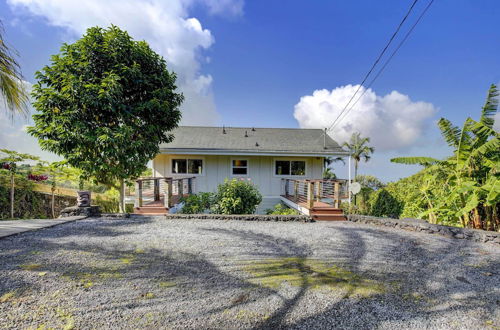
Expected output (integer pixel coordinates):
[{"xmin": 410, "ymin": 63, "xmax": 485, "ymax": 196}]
[
  {"xmin": 315, "ymin": 180, "xmax": 321, "ymax": 202},
  {"xmin": 293, "ymin": 180, "xmax": 298, "ymax": 203},
  {"xmin": 166, "ymin": 179, "xmax": 173, "ymax": 208},
  {"xmin": 187, "ymin": 178, "xmax": 193, "ymax": 195},
  {"xmin": 154, "ymin": 178, "xmax": 160, "ymax": 201},
  {"xmin": 178, "ymin": 179, "xmax": 183, "ymax": 197},
  {"xmin": 307, "ymin": 181, "xmax": 314, "ymax": 209},
  {"xmin": 334, "ymin": 181, "xmax": 340, "ymax": 208},
  {"xmin": 284, "ymin": 179, "xmax": 289, "ymax": 197}
]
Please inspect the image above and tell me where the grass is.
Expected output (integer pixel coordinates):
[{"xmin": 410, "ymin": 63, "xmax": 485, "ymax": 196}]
[
  {"xmin": 19, "ymin": 263, "xmax": 42, "ymax": 271},
  {"xmin": 0, "ymin": 291, "xmax": 16, "ymax": 303},
  {"xmin": 243, "ymin": 257, "xmax": 384, "ymax": 298},
  {"xmin": 159, "ymin": 280, "xmax": 176, "ymax": 289}
]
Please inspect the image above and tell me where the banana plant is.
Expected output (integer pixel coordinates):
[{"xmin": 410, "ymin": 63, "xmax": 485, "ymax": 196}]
[{"xmin": 391, "ymin": 84, "xmax": 499, "ymax": 230}]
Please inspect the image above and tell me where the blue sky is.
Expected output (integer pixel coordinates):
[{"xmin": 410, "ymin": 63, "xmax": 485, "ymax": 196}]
[{"xmin": 1, "ymin": 0, "xmax": 499, "ymax": 182}]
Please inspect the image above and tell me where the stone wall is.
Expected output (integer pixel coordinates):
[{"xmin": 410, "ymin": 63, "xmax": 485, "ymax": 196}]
[
  {"xmin": 0, "ymin": 189, "xmax": 77, "ymax": 219},
  {"xmin": 348, "ymin": 214, "xmax": 500, "ymax": 245},
  {"xmin": 165, "ymin": 214, "xmax": 312, "ymax": 222}
]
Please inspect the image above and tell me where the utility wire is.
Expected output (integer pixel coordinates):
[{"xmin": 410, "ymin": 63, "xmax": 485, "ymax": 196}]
[
  {"xmin": 330, "ymin": 0, "xmax": 435, "ymax": 131},
  {"xmin": 325, "ymin": 0, "xmax": 420, "ymax": 133}
]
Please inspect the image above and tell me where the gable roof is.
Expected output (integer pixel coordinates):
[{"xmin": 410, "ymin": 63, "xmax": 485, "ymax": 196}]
[{"xmin": 159, "ymin": 126, "xmax": 347, "ymax": 157}]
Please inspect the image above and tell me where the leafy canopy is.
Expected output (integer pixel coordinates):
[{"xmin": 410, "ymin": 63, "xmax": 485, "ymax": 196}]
[{"xmin": 28, "ymin": 25, "xmax": 183, "ymax": 184}]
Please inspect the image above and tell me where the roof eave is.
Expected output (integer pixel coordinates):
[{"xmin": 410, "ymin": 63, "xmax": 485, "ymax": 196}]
[{"xmin": 159, "ymin": 148, "xmax": 349, "ymax": 157}]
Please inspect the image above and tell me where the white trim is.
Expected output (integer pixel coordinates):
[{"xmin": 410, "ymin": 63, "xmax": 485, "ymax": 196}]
[
  {"xmin": 273, "ymin": 158, "xmax": 307, "ymax": 178},
  {"xmin": 160, "ymin": 148, "xmax": 348, "ymax": 157},
  {"xmin": 168, "ymin": 155, "xmax": 206, "ymax": 177},
  {"xmin": 230, "ymin": 157, "xmax": 249, "ymax": 177}
]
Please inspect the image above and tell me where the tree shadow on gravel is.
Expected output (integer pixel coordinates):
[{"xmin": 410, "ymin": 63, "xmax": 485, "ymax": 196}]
[
  {"xmin": 0, "ymin": 219, "xmax": 498, "ymax": 329},
  {"xmin": 199, "ymin": 224, "xmax": 500, "ymax": 329}
]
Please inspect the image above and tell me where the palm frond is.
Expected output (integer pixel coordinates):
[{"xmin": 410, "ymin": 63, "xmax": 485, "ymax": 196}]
[
  {"xmin": 0, "ymin": 22, "xmax": 29, "ymax": 117},
  {"xmin": 390, "ymin": 157, "xmax": 440, "ymax": 166},
  {"xmin": 437, "ymin": 118, "xmax": 461, "ymax": 148},
  {"xmin": 480, "ymin": 83, "xmax": 498, "ymax": 129}
]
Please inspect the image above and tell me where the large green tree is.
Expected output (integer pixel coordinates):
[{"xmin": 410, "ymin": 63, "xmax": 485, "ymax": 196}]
[
  {"xmin": 28, "ymin": 26, "xmax": 183, "ymax": 212},
  {"xmin": 0, "ymin": 22, "xmax": 29, "ymax": 116}
]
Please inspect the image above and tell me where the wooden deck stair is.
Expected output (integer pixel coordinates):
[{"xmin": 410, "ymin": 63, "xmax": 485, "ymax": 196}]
[{"xmin": 309, "ymin": 207, "xmax": 346, "ymax": 221}]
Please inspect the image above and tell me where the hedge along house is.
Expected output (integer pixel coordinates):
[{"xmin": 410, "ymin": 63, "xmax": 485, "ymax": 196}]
[{"xmin": 135, "ymin": 126, "xmax": 351, "ymax": 219}]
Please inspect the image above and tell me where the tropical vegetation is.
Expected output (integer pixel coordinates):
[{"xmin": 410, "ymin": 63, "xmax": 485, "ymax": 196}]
[
  {"xmin": 265, "ymin": 203, "xmax": 300, "ymax": 215},
  {"xmin": 28, "ymin": 25, "xmax": 183, "ymax": 213},
  {"xmin": 387, "ymin": 84, "xmax": 499, "ymax": 230}
]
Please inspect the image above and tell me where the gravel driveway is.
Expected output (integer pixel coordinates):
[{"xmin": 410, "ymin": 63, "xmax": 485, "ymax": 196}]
[{"xmin": 0, "ymin": 217, "xmax": 498, "ymax": 329}]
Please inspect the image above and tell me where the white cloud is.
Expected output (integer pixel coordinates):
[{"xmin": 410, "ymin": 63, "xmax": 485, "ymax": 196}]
[
  {"xmin": 7, "ymin": 0, "xmax": 243, "ymax": 125},
  {"xmin": 294, "ymin": 85, "xmax": 437, "ymax": 151}
]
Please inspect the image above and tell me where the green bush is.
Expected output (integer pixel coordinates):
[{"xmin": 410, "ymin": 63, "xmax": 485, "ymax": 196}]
[
  {"xmin": 211, "ymin": 179, "xmax": 262, "ymax": 215},
  {"xmin": 368, "ymin": 189, "xmax": 404, "ymax": 218},
  {"xmin": 265, "ymin": 203, "xmax": 300, "ymax": 215},
  {"xmin": 180, "ymin": 192, "xmax": 214, "ymax": 214}
]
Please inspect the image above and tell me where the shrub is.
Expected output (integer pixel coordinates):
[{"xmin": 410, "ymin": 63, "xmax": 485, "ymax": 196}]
[
  {"xmin": 211, "ymin": 179, "xmax": 262, "ymax": 215},
  {"xmin": 265, "ymin": 203, "xmax": 300, "ymax": 215},
  {"xmin": 180, "ymin": 192, "xmax": 214, "ymax": 214}
]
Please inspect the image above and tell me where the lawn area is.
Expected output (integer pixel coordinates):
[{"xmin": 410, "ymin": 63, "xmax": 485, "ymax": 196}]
[{"xmin": 0, "ymin": 217, "xmax": 498, "ymax": 329}]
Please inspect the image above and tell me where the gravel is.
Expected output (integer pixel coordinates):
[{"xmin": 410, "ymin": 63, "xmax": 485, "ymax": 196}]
[{"xmin": 0, "ymin": 216, "xmax": 499, "ymax": 329}]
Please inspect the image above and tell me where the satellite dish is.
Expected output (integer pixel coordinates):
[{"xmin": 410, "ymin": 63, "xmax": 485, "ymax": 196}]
[{"xmin": 349, "ymin": 182, "xmax": 361, "ymax": 195}]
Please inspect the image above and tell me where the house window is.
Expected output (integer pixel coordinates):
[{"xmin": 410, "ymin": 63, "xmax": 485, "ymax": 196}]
[
  {"xmin": 172, "ymin": 159, "xmax": 203, "ymax": 174},
  {"xmin": 275, "ymin": 160, "xmax": 306, "ymax": 176},
  {"xmin": 232, "ymin": 159, "xmax": 248, "ymax": 175}
]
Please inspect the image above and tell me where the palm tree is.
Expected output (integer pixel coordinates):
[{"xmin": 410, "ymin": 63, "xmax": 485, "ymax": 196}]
[
  {"xmin": 323, "ymin": 156, "xmax": 345, "ymax": 179},
  {"xmin": 342, "ymin": 132, "xmax": 375, "ymax": 179},
  {"xmin": 0, "ymin": 22, "xmax": 29, "ymax": 116}
]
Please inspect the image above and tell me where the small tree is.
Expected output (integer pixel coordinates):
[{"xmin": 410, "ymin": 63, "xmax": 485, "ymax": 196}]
[
  {"xmin": 32, "ymin": 161, "xmax": 76, "ymax": 218},
  {"xmin": 0, "ymin": 149, "xmax": 39, "ymax": 218},
  {"xmin": 28, "ymin": 26, "xmax": 183, "ymax": 212}
]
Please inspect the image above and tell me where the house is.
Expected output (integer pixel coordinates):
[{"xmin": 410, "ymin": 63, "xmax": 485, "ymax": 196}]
[{"xmin": 136, "ymin": 126, "xmax": 350, "ymax": 219}]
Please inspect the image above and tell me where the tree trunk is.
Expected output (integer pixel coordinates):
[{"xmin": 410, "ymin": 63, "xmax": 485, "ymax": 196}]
[
  {"xmin": 119, "ymin": 178, "xmax": 126, "ymax": 213},
  {"xmin": 353, "ymin": 160, "xmax": 359, "ymax": 205},
  {"xmin": 10, "ymin": 173, "xmax": 14, "ymax": 219},
  {"xmin": 51, "ymin": 186, "xmax": 56, "ymax": 219}
]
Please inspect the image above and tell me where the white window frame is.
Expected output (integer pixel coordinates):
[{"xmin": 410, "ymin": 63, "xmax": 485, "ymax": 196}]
[
  {"xmin": 230, "ymin": 158, "xmax": 249, "ymax": 177},
  {"xmin": 169, "ymin": 156, "xmax": 205, "ymax": 176},
  {"xmin": 273, "ymin": 158, "xmax": 307, "ymax": 177}
]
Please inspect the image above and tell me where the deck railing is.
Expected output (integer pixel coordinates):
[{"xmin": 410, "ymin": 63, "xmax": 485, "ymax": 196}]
[
  {"xmin": 134, "ymin": 176, "xmax": 195, "ymax": 208},
  {"xmin": 281, "ymin": 178, "xmax": 349, "ymax": 209}
]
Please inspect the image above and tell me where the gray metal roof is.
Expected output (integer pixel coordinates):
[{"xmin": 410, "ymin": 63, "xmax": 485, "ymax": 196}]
[{"xmin": 160, "ymin": 126, "xmax": 347, "ymax": 156}]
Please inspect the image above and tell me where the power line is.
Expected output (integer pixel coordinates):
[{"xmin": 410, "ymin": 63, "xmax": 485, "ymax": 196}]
[
  {"xmin": 325, "ymin": 0, "xmax": 420, "ymax": 133},
  {"xmin": 330, "ymin": 0, "xmax": 435, "ymax": 131}
]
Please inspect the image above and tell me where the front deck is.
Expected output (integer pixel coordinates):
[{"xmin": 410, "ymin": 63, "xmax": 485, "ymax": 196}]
[
  {"xmin": 280, "ymin": 179, "xmax": 349, "ymax": 220},
  {"xmin": 131, "ymin": 177, "xmax": 349, "ymax": 220},
  {"xmin": 133, "ymin": 177, "xmax": 194, "ymax": 215}
]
